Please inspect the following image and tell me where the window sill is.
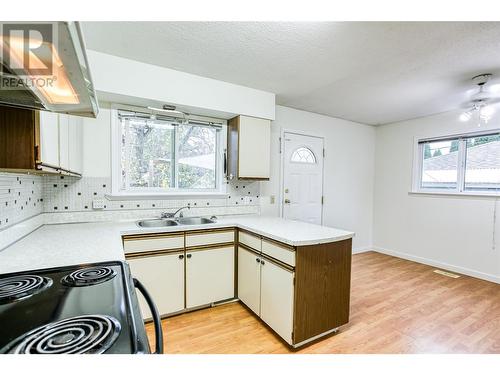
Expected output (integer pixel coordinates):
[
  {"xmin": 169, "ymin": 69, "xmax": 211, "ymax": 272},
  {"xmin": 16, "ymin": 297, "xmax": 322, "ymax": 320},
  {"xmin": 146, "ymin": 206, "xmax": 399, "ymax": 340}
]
[
  {"xmin": 409, "ymin": 190, "xmax": 500, "ymax": 199},
  {"xmin": 106, "ymin": 192, "xmax": 229, "ymax": 200}
]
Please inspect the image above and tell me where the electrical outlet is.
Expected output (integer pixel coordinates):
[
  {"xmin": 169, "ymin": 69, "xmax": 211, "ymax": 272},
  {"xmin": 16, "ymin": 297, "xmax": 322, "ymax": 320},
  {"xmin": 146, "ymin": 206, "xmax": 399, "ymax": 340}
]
[{"xmin": 92, "ymin": 199, "xmax": 105, "ymax": 210}]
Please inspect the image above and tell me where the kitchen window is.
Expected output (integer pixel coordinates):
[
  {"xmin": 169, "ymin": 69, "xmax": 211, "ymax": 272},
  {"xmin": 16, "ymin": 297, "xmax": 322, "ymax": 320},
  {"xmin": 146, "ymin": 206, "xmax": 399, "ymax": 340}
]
[
  {"xmin": 111, "ymin": 107, "xmax": 227, "ymax": 196},
  {"xmin": 413, "ymin": 130, "xmax": 500, "ymax": 195}
]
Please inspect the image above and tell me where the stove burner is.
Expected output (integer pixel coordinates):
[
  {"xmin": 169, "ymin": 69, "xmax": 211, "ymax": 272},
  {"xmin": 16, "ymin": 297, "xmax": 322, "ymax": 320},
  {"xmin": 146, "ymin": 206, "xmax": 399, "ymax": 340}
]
[
  {"xmin": 61, "ymin": 266, "xmax": 116, "ymax": 287},
  {"xmin": 2, "ymin": 315, "xmax": 121, "ymax": 354},
  {"xmin": 0, "ymin": 275, "xmax": 52, "ymax": 304}
]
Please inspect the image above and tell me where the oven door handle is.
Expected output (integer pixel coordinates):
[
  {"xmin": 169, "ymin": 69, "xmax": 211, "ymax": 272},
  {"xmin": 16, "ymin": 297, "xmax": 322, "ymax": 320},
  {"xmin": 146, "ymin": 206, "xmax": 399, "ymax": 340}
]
[{"xmin": 133, "ymin": 278, "xmax": 164, "ymax": 354}]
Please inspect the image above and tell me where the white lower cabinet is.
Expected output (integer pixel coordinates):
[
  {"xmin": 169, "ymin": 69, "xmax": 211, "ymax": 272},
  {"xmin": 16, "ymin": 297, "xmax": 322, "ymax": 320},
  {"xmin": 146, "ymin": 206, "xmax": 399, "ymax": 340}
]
[
  {"xmin": 237, "ymin": 246, "xmax": 261, "ymax": 315},
  {"xmin": 260, "ymin": 259, "xmax": 295, "ymax": 344},
  {"xmin": 238, "ymin": 245, "xmax": 295, "ymax": 345},
  {"xmin": 128, "ymin": 252, "xmax": 185, "ymax": 319},
  {"xmin": 186, "ymin": 246, "xmax": 235, "ymax": 308}
]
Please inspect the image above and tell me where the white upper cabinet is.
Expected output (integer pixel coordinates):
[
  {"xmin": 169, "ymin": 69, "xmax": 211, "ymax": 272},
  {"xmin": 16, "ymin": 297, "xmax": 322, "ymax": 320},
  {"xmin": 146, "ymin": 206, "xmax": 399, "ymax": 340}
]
[
  {"xmin": 37, "ymin": 112, "xmax": 83, "ymax": 176},
  {"xmin": 58, "ymin": 114, "xmax": 70, "ymax": 171},
  {"xmin": 68, "ymin": 115, "xmax": 83, "ymax": 175},
  {"xmin": 38, "ymin": 111, "xmax": 60, "ymax": 168},
  {"xmin": 227, "ymin": 115, "xmax": 271, "ymax": 180}
]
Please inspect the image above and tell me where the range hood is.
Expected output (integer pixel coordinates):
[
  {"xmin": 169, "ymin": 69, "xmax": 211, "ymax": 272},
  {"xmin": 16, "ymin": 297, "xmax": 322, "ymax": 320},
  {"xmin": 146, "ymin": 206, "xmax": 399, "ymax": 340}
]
[{"xmin": 0, "ymin": 21, "xmax": 98, "ymax": 118}]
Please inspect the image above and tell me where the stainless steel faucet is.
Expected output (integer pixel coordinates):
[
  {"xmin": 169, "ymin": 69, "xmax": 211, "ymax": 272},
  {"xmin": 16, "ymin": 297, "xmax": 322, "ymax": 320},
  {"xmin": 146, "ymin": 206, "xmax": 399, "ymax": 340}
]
[{"xmin": 161, "ymin": 206, "xmax": 190, "ymax": 219}]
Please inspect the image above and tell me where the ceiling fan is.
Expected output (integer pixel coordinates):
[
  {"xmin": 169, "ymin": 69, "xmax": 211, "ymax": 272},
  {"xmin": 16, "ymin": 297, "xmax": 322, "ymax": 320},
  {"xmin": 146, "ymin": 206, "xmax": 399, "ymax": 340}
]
[{"xmin": 460, "ymin": 73, "xmax": 500, "ymax": 125}]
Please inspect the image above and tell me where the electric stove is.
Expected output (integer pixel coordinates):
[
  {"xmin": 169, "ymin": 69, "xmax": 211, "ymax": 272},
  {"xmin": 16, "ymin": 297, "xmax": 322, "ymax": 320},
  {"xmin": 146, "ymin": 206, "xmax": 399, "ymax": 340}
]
[{"xmin": 0, "ymin": 261, "xmax": 163, "ymax": 354}]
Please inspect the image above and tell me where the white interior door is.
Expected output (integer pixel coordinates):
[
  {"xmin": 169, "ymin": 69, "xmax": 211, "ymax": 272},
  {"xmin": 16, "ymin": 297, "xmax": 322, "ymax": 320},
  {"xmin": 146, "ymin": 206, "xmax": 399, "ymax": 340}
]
[{"xmin": 282, "ymin": 132, "xmax": 324, "ymax": 224}]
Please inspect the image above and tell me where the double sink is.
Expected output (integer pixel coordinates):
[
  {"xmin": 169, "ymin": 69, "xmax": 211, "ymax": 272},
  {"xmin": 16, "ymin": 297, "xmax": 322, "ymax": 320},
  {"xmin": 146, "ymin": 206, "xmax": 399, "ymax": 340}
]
[{"xmin": 137, "ymin": 217, "xmax": 215, "ymax": 228}]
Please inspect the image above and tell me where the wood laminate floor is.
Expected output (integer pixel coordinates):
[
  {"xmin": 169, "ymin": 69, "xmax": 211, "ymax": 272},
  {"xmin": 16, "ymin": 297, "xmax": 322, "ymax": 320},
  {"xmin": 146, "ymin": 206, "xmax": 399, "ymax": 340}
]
[{"xmin": 146, "ymin": 251, "xmax": 500, "ymax": 353}]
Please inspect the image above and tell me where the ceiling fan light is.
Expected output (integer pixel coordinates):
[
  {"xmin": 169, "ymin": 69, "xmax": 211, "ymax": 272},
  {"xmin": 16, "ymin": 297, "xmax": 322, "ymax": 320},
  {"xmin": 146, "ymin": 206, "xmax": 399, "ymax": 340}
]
[
  {"xmin": 460, "ymin": 111, "xmax": 472, "ymax": 122},
  {"xmin": 479, "ymin": 105, "xmax": 495, "ymax": 123}
]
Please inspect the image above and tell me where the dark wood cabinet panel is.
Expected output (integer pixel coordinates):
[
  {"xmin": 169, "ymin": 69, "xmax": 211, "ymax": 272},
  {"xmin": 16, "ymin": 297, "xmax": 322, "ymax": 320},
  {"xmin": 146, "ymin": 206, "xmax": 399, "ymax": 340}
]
[
  {"xmin": 0, "ymin": 106, "xmax": 37, "ymax": 170},
  {"xmin": 293, "ymin": 238, "xmax": 352, "ymax": 344}
]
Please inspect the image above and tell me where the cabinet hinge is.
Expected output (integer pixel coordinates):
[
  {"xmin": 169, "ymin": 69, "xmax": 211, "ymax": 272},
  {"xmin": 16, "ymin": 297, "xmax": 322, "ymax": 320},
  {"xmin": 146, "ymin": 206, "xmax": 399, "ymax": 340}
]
[
  {"xmin": 323, "ymin": 148, "xmax": 325, "ymax": 158},
  {"xmin": 321, "ymin": 196, "xmax": 324, "ymax": 205},
  {"xmin": 279, "ymin": 137, "xmax": 282, "ymax": 154},
  {"xmin": 291, "ymin": 332, "xmax": 294, "ymax": 341}
]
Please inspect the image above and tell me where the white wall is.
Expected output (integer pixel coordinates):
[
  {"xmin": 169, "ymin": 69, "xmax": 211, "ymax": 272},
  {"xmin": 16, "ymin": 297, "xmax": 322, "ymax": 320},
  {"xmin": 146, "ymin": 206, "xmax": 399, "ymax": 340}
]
[
  {"xmin": 373, "ymin": 109, "xmax": 500, "ymax": 282},
  {"xmin": 260, "ymin": 105, "xmax": 376, "ymax": 252},
  {"xmin": 87, "ymin": 50, "xmax": 275, "ymax": 120}
]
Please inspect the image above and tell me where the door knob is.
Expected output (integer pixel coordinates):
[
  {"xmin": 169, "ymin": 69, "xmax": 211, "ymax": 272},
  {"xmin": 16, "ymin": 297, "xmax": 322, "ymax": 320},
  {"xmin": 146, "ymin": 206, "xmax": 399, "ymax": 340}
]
[{"xmin": 284, "ymin": 199, "xmax": 291, "ymax": 204}]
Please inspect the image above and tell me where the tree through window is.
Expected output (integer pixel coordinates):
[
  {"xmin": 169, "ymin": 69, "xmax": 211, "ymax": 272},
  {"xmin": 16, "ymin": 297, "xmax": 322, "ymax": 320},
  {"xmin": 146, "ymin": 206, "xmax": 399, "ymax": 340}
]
[{"xmin": 118, "ymin": 110, "xmax": 223, "ymax": 192}]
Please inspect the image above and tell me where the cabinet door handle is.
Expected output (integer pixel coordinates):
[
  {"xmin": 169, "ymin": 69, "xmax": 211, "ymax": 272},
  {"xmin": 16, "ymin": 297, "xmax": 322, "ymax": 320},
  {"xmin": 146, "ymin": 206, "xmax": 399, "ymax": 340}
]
[
  {"xmin": 186, "ymin": 254, "xmax": 192, "ymax": 259},
  {"xmin": 256, "ymin": 258, "xmax": 261, "ymax": 263},
  {"xmin": 261, "ymin": 260, "xmax": 265, "ymax": 265},
  {"xmin": 178, "ymin": 254, "xmax": 184, "ymax": 259}
]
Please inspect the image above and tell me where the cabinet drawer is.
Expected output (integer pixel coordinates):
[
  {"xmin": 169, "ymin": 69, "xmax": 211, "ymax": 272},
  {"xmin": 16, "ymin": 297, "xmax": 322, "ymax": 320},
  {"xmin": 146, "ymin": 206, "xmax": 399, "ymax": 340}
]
[
  {"xmin": 262, "ymin": 239, "xmax": 295, "ymax": 267},
  {"xmin": 185, "ymin": 229, "xmax": 234, "ymax": 248},
  {"xmin": 123, "ymin": 234, "xmax": 184, "ymax": 254},
  {"xmin": 239, "ymin": 231, "xmax": 262, "ymax": 251}
]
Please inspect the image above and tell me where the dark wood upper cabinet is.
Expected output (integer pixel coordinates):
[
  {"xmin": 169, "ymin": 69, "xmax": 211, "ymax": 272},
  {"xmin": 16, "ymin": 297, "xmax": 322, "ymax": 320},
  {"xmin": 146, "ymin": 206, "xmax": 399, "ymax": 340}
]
[
  {"xmin": 0, "ymin": 106, "xmax": 38, "ymax": 170},
  {"xmin": 0, "ymin": 105, "xmax": 83, "ymax": 176}
]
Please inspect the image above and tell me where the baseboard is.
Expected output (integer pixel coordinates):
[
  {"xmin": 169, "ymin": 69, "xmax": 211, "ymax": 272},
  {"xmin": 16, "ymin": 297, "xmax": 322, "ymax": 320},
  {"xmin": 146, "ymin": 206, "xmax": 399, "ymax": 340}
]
[
  {"xmin": 352, "ymin": 246, "xmax": 371, "ymax": 254},
  {"xmin": 372, "ymin": 246, "xmax": 500, "ymax": 284}
]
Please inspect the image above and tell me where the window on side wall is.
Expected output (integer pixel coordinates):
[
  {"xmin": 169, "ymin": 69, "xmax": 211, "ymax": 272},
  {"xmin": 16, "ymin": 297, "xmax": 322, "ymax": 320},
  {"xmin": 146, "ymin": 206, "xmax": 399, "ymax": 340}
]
[
  {"xmin": 112, "ymin": 107, "xmax": 227, "ymax": 195},
  {"xmin": 414, "ymin": 131, "xmax": 500, "ymax": 195}
]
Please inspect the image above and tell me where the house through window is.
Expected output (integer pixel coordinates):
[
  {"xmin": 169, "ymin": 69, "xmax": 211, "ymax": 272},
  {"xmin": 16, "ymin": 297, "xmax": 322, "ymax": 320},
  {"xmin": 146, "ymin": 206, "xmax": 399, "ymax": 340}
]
[{"xmin": 416, "ymin": 131, "xmax": 500, "ymax": 194}]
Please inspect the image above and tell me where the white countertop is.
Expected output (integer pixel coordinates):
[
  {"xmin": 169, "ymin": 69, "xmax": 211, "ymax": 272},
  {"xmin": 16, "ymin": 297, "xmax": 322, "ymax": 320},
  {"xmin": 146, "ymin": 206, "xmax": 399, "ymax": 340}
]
[{"xmin": 0, "ymin": 216, "xmax": 354, "ymax": 274}]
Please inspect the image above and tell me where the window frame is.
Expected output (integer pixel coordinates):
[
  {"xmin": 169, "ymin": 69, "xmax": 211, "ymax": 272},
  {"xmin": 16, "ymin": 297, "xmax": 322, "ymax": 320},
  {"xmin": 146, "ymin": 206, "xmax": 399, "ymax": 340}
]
[
  {"xmin": 110, "ymin": 104, "xmax": 228, "ymax": 198},
  {"xmin": 412, "ymin": 128, "xmax": 500, "ymax": 197}
]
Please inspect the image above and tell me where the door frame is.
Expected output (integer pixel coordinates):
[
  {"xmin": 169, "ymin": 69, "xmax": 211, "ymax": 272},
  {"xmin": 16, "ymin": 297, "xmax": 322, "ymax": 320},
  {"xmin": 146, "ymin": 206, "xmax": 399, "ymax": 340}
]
[{"xmin": 279, "ymin": 128, "xmax": 325, "ymax": 225}]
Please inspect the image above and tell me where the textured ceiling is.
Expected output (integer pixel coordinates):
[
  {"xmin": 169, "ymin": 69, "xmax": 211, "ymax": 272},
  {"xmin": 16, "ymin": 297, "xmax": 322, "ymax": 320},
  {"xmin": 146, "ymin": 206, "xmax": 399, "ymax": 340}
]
[{"xmin": 82, "ymin": 22, "xmax": 500, "ymax": 125}]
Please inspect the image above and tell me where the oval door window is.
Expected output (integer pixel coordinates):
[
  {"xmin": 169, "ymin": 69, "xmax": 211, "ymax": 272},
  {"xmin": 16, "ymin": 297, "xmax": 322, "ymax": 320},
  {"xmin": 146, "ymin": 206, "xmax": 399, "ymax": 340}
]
[{"xmin": 290, "ymin": 147, "xmax": 316, "ymax": 164}]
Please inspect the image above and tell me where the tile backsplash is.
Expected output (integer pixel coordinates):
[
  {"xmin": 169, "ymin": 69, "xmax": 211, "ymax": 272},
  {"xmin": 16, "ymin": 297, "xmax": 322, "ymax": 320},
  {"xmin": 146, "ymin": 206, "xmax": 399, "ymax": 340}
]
[
  {"xmin": 0, "ymin": 173, "xmax": 261, "ymax": 230},
  {"xmin": 0, "ymin": 173, "xmax": 44, "ymax": 230}
]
